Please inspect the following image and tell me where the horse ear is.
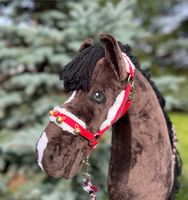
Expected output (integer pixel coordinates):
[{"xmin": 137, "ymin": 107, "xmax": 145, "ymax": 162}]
[
  {"xmin": 79, "ymin": 38, "xmax": 93, "ymax": 52},
  {"xmin": 100, "ymin": 33, "xmax": 128, "ymax": 81}
]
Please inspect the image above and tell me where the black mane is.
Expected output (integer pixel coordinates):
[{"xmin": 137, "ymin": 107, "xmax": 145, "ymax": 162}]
[
  {"xmin": 60, "ymin": 43, "xmax": 139, "ymax": 91},
  {"xmin": 60, "ymin": 43, "xmax": 181, "ymax": 199},
  {"xmin": 60, "ymin": 46, "xmax": 104, "ymax": 91}
]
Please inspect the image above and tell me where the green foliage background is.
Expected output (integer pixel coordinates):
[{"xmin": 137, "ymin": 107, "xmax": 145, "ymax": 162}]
[{"xmin": 0, "ymin": 0, "xmax": 187, "ymax": 199}]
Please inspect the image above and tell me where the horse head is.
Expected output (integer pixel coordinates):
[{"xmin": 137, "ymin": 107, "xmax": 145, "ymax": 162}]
[{"xmin": 36, "ymin": 34, "xmax": 135, "ymax": 179}]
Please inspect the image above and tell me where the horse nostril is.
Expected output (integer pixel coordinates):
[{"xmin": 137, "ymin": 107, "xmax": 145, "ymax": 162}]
[{"xmin": 49, "ymin": 155, "xmax": 53, "ymax": 161}]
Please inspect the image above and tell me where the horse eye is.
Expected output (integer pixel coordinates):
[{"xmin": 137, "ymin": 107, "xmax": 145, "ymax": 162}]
[{"xmin": 90, "ymin": 90, "xmax": 106, "ymax": 104}]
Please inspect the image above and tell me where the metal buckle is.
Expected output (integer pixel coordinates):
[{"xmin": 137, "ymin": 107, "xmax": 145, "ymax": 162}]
[
  {"xmin": 88, "ymin": 134, "xmax": 99, "ymax": 146},
  {"xmin": 128, "ymin": 89, "xmax": 135, "ymax": 100},
  {"xmin": 127, "ymin": 75, "xmax": 135, "ymax": 100},
  {"xmin": 127, "ymin": 74, "xmax": 134, "ymax": 87}
]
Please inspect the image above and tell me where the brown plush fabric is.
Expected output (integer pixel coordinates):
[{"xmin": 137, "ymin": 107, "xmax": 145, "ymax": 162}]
[
  {"xmin": 38, "ymin": 59, "xmax": 128, "ymax": 178},
  {"xmin": 36, "ymin": 34, "xmax": 174, "ymax": 199},
  {"xmin": 63, "ymin": 58, "xmax": 125, "ymax": 133},
  {"xmin": 40, "ymin": 122, "xmax": 90, "ymax": 179},
  {"xmin": 100, "ymin": 34, "xmax": 128, "ymax": 81},
  {"xmin": 108, "ymin": 70, "xmax": 174, "ymax": 200},
  {"xmin": 79, "ymin": 38, "xmax": 93, "ymax": 52},
  {"xmin": 37, "ymin": 34, "xmax": 130, "ymax": 179}
]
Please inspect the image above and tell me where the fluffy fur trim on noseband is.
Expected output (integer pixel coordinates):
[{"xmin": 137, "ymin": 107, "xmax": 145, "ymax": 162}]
[
  {"xmin": 53, "ymin": 107, "xmax": 86, "ymax": 128},
  {"xmin": 63, "ymin": 91, "xmax": 77, "ymax": 105},
  {"xmin": 100, "ymin": 90, "xmax": 125, "ymax": 130},
  {"xmin": 37, "ymin": 132, "xmax": 48, "ymax": 170}
]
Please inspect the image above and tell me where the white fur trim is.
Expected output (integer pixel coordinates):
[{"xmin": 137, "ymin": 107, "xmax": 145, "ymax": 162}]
[
  {"xmin": 100, "ymin": 90, "xmax": 125, "ymax": 130},
  {"xmin": 53, "ymin": 107, "xmax": 86, "ymax": 128},
  {"xmin": 50, "ymin": 115, "xmax": 75, "ymax": 135},
  {"xmin": 37, "ymin": 132, "xmax": 48, "ymax": 171},
  {"xmin": 122, "ymin": 52, "xmax": 135, "ymax": 73},
  {"xmin": 63, "ymin": 91, "xmax": 77, "ymax": 105}
]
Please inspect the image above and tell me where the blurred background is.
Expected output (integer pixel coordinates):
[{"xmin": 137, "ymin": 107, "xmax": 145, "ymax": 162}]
[{"xmin": 0, "ymin": 0, "xmax": 187, "ymax": 199}]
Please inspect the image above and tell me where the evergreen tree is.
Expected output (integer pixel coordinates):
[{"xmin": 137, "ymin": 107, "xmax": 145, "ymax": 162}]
[
  {"xmin": 0, "ymin": 0, "xmax": 187, "ymax": 199},
  {"xmin": 0, "ymin": 0, "xmax": 142, "ymax": 199},
  {"xmin": 134, "ymin": 0, "xmax": 188, "ymax": 111}
]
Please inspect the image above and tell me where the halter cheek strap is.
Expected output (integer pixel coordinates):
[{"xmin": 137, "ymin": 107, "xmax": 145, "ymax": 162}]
[{"xmin": 49, "ymin": 52, "xmax": 135, "ymax": 148}]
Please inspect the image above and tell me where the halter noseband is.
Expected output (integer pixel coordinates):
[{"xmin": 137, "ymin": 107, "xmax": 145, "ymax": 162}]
[{"xmin": 48, "ymin": 52, "xmax": 135, "ymax": 148}]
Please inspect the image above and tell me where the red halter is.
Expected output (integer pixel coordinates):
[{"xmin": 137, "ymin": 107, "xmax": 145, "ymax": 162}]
[{"xmin": 49, "ymin": 54, "xmax": 135, "ymax": 148}]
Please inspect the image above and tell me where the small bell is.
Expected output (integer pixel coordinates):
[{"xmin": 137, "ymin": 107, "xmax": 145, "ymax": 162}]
[
  {"xmin": 48, "ymin": 110, "xmax": 54, "ymax": 116},
  {"xmin": 56, "ymin": 116, "xmax": 63, "ymax": 123},
  {"xmin": 74, "ymin": 125, "xmax": 80, "ymax": 135}
]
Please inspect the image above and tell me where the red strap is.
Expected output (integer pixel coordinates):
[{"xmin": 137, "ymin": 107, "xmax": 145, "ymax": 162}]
[
  {"xmin": 51, "ymin": 59, "xmax": 134, "ymax": 147},
  {"xmin": 111, "ymin": 84, "xmax": 131, "ymax": 123},
  {"xmin": 51, "ymin": 81, "xmax": 133, "ymax": 147},
  {"xmin": 121, "ymin": 100, "xmax": 131, "ymax": 117},
  {"xmin": 52, "ymin": 111, "xmax": 98, "ymax": 146},
  {"xmin": 129, "ymin": 63, "xmax": 134, "ymax": 77},
  {"xmin": 98, "ymin": 126, "xmax": 110, "ymax": 137},
  {"xmin": 124, "ymin": 54, "xmax": 134, "ymax": 78},
  {"xmin": 97, "ymin": 83, "xmax": 132, "ymax": 138},
  {"xmin": 97, "ymin": 101, "xmax": 132, "ymax": 138}
]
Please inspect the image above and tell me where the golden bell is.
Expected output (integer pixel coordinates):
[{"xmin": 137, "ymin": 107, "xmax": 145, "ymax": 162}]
[
  {"xmin": 56, "ymin": 116, "xmax": 63, "ymax": 123},
  {"xmin": 49, "ymin": 110, "xmax": 54, "ymax": 116},
  {"xmin": 74, "ymin": 127, "xmax": 80, "ymax": 136}
]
